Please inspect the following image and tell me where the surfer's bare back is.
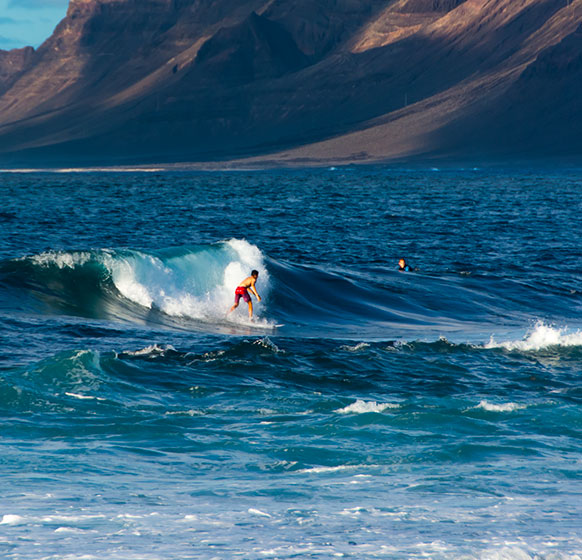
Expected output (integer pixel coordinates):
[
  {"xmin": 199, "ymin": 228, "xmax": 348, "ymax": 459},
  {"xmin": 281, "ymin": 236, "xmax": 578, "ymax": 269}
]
[{"xmin": 228, "ymin": 270, "xmax": 261, "ymax": 319}]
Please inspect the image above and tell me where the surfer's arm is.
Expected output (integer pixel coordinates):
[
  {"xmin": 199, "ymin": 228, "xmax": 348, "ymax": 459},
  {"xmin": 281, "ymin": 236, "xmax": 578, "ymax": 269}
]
[{"xmin": 250, "ymin": 281, "xmax": 261, "ymax": 300}]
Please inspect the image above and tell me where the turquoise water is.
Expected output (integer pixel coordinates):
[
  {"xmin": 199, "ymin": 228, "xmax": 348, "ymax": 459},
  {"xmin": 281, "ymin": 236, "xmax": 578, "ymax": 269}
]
[{"xmin": 0, "ymin": 168, "xmax": 581, "ymax": 559}]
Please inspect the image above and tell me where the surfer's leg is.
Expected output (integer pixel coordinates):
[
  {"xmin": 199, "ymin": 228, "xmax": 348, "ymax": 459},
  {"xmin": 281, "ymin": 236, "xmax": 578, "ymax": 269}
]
[
  {"xmin": 228, "ymin": 294, "xmax": 241, "ymax": 314},
  {"xmin": 247, "ymin": 300, "xmax": 253, "ymax": 319}
]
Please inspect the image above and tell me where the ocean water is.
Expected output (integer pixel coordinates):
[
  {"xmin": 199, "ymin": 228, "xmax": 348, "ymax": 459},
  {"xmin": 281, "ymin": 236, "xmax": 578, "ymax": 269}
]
[{"xmin": 0, "ymin": 167, "xmax": 581, "ymax": 560}]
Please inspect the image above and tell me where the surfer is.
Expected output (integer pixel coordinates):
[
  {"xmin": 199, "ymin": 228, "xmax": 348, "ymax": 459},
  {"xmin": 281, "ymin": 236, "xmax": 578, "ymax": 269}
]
[
  {"xmin": 228, "ymin": 270, "xmax": 261, "ymax": 319},
  {"xmin": 398, "ymin": 258, "xmax": 411, "ymax": 272}
]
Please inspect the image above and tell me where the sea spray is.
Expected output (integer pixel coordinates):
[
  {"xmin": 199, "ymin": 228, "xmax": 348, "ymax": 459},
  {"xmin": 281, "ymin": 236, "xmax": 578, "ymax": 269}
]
[{"xmin": 485, "ymin": 321, "xmax": 582, "ymax": 351}]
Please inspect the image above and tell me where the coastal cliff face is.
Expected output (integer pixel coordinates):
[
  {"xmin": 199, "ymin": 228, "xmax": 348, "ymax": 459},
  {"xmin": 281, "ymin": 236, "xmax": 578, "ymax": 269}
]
[
  {"xmin": 0, "ymin": 47, "xmax": 35, "ymax": 94},
  {"xmin": 0, "ymin": 0, "xmax": 580, "ymax": 164}
]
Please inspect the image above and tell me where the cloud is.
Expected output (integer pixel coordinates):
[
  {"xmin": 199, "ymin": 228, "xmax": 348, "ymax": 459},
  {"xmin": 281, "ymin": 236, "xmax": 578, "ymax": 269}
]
[
  {"xmin": 1, "ymin": 0, "xmax": 68, "ymax": 47},
  {"xmin": 0, "ymin": 34, "xmax": 23, "ymax": 49},
  {"xmin": 7, "ymin": 0, "xmax": 68, "ymax": 8}
]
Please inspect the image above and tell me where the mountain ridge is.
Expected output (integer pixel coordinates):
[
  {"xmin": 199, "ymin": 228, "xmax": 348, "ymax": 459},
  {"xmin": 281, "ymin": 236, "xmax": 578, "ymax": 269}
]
[{"xmin": 0, "ymin": 0, "xmax": 580, "ymax": 166}]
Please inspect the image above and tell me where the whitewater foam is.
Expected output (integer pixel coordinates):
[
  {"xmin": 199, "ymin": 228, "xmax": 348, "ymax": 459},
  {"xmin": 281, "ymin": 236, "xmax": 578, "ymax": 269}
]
[
  {"xmin": 108, "ymin": 252, "xmax": 157, "ymax": 309},
  {"xmin": 486, "ymin": 322, "xmax": 582, "ymax": 351},
  {"xmin": 335, "ymin": 399, "xmax": 399, "ymax": 414},
  {"xmin": 28, "ymin": 250, "xmax": 94, "ymax": 269},
  {"xmin": 340, "ymin": 342, "xmax": 370, "ymax": 352},
  {"xmin": 21, "ymin": 240, "xmax": 276, "ymax": 327},
  {"xmin": 475, "ymin": 401, "xmax": 527, "ymax": 413},
  {"xmin": 297, "ymin": 464, "xmax": 379, "ymax": 474},
  {"xmin": 65, "ymin": 392, "xmax": 106, "ymax": 402},
  {"xmin": 252, "ymin": 337, "xmax": 281, "ymax": 352},
  {"xmin": 122, "ymin": 344, "xmax": 176, "ymax": 357},
  {"xmin": 1, "ymin": 515, "xmax": 25, "ymax": 526},
  {"xmin": 248, "ymin": 508, "xmax": 272, "ymax": 518},
  {"xmin": 54, "ymin": 527, "xmax": 93, "ymax": 534},
  {"xmin": 108, "ymin": 239, "xmax": 273, "ymax": 325}
]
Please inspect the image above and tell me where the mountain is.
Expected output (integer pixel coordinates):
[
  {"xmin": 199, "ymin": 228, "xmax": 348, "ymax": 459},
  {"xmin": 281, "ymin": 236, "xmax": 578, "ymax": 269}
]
[
  {"xmin": 0, "ymin": 0, "xmax": 580, "ymax": 166},
  {"xmin": 0, "ymin": 47, "xmax": 35, "ymax": 95}
]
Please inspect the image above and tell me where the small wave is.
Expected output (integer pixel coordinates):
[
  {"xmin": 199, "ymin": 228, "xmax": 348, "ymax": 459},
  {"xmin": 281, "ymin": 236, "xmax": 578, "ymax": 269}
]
[
  {"xmin": 296, "ymin": 464, "xmax": 377, "ymax": 474},
  {"xmin": 475, "ymin": 401, "xmax": 527, "ymax": 413},
  {"xmin": 486, "ymin": 322, "xmax": 582, "ymax": 351},
  {"xmin": 340, "ymin": 342, "xmax": 371, "ymax": 352},
  {"xmin": 54, "ymin": 527, "xmax": 94, "ymax": 534},
  {"xmin": 474, "ymin": 546, "xmax": 574, "ymax": 560},
  {"xmin": 335, "ymin": 399, "xmax": 399, "ymax": 414},
  {"xmin": 1, "ymin": 514, "xmax": 26, "ymax": 526},
  {"xmin": 252, "ymin": 337, "xmax": 281, "ymax": 352},
  {"xmin": 247, "ymin": 508, "xmax": 272, "ymax": 518},
  {"xmin": 64, "ymin": 392, "xmax": 106, "ymax": 402},
  {"xmin": 121, "ymin": 344, "xmax": 177, "ymax": 358},
  {"xmin": 164, "ymin": 409, "xmax": 204, "ymax": 417}
]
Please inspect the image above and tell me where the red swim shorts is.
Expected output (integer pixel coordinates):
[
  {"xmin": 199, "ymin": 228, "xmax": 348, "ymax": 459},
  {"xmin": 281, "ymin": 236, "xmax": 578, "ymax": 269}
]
[{"xmin": 234, "ymin": 286, "xmax": 251, "ymax": 304}]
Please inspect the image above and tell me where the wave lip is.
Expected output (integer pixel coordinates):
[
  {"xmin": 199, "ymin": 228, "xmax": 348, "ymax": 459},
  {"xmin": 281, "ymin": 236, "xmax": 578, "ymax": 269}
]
[{"xmin": 105, "ymin": 238, "xmax": 270, "ymax": 324}]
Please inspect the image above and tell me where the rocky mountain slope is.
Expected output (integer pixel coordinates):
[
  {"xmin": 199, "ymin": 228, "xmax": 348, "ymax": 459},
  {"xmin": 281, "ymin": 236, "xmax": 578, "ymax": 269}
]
[{"xmin": 0, "ymin": 0, "xmax": 580, "ymax": 165}]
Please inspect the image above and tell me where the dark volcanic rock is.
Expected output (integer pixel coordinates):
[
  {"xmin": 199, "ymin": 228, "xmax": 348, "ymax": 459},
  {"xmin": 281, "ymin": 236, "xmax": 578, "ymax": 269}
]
[
  {"xmin": 503, "ymin": 22, "xmax": 582, "ymax": 154},
  {"xmin": 194, "ymin": 12, "xmax": 308, "ymax": 83},
  {"xmin": 0, "ymin": 0, "xmax": 580, "ymax": 164},
  {"xmin": 439, "ymin": 22, "xmax": 582, "ymax": 158},
  {"xmin": 397, "ymin": 0, "xmax": 467, "ymax": 13},
  {"xmin": 263, "ymin": 0, "xmax": 385, "ymax": 60},
  {"xmin": 0, "ymin": 47, "xmax": 35, "ymax": 93}
]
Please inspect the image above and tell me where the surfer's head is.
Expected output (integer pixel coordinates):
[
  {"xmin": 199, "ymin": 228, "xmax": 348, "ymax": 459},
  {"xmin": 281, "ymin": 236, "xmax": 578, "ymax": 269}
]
[
  {"xmin": 398, "ymin": 259, "xmax": 406, "ymax": 269},
  {"xmin": 251, "ymin": 270, "xmax": 259, "ymax": 278}
]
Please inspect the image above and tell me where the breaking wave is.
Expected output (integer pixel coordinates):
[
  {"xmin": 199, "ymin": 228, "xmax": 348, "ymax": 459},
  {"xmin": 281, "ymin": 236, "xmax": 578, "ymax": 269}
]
[
  {"xmin": 1, "ymin": 240, "xmax": 581, "ymax": 341},
  {"xmin": 0, "ymin": 239, "xmax": 272, "ymax": 330},
  {"xmin": 485, "ymin": 322, "xmax": 582, "ymax": 351}
]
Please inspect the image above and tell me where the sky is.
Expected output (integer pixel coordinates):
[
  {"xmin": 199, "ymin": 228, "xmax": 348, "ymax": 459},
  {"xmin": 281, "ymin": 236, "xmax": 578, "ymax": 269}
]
[{"xmin": 0, "ymin": 0, "xmax": 69, "ymax": 50}]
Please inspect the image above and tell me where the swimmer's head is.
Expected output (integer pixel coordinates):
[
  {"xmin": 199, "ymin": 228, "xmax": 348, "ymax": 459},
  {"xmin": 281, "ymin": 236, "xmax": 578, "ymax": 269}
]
[{"xmin": 398, "ymin": 259, "xmax": 406, "ymax": 268}]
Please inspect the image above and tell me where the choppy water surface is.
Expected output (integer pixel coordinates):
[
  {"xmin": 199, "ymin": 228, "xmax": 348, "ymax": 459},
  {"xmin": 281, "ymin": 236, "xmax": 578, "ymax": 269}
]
[{"xmin": 1, "ymin": 167, "xmax": 581, "ymax": 559}]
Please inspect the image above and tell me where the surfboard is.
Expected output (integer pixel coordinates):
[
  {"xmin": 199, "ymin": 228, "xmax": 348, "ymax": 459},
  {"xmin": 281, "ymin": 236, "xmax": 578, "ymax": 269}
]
[
  {"xmin": 240, "ymin": 321, "xmax": 284, "ymax": 330},
  {"xmin": 221, "ymin": 318, "xmax": 284, "ymax": 330}
]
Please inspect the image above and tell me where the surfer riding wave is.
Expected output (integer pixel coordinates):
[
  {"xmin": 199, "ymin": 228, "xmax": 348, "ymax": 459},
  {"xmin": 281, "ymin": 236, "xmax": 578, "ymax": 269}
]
[{"xmin": 228, "ymin": 270, "xmax": 261, "ymax": 319}]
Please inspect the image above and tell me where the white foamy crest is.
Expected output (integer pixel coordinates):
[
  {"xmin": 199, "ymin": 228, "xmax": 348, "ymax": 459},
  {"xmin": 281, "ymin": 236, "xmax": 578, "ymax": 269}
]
[
  {"xmin": 122, "ymin": 344, "xmax": 176, "ymax": 357},
  {"xmin": 297, "ymin": 464, "xmax": 378, "ymax": 474},
  {"xmin": 336, "ymin": 399, "xmax": 399, "ymax": 414},
  {"xmin": 107, "ymin": 252, "xmax": 156, "ymax": 309},
  {"xmin": 1, "ymin": 514, "xmax": 26, "ymax": 526},
  {"xmin": 476, "ymin": 546, "xmax": 576, "ymax": 560},
  {"xmin": 475, "ymin": 401, "xmax": 527, "ymax": 413},
  {"xmin": 28, "ymin": 250, "xmax": 93, "ymax": 269},
  {"xmin": 252, "ymin": 337, "xmax": 281, "ymax": 352},
  {"xmin": 340, "ymin": 342, "xmax": 370, "ymax": 352},
  {"xmin": 107, "ymin": 239, "xmax": 273, "ymax": 325},
  {"xmin": 248, "ymin": 508, "xmax": 272, "ymax": 518},
  {"xmin": 65, "ymin": 392, "xmax": 106, "ymax": 402},
  {"xmin": 215, "ymin": 239, "xmax": 271, "ymax": 322},
  {"xmin": 485, "ymin": 322, "xmax": 582, "ymax": 351}
]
